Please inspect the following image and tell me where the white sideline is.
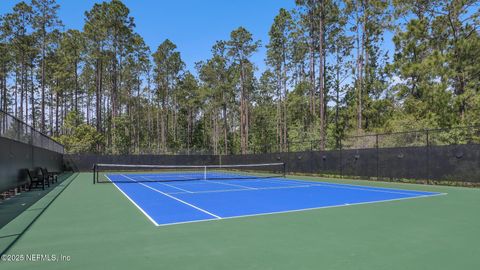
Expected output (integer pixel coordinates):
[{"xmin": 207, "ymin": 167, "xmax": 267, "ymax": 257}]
[{"xmin": 107, "ymin": 175, "xmax": 160, "ymax": 226}]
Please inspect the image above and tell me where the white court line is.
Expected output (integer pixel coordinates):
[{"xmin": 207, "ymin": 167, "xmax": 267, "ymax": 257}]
[
  {"xmin": 108, "ymin": 174, "xmax": 447, "ymax": 227},
  {"xmin": 167, "ymin": 184, "xmax": 315, "ymax": 195},
  {"xmin": 139, "ymin": 176, "xmax": 193, "ymax": 193},
  {"xmin": 120, "ymin": 174, "xmax": 221, "ymax": 219},
  {"xmin": 155, "ymin": 192, "xmax": 447, "ymax": 227},
  {"xmin": 260, "ymin": 178, "xmax": 436, "ymax": 196},
  {"xmin": 107, "ymin": 175, "xmax": 160, "ymax": 226},
  {"xmin": 205, "ymin": 180, "xmax": 258, "ymax": 190},
  {"xmin": 175, "ymin": 175, "xmax": 257, "ymax": 190},
  {"xmin": 276, "ymin": 177, "xmax": 446, "ymax": 195}
]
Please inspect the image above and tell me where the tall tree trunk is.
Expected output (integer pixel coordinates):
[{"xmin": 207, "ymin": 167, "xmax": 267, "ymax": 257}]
[
  {"xmin": 14, "ymin": 70, "xmax": 18, "ymax": 118},
  {"xmin": 86, "ymin": 92, "xmax": 91, "ymax": 125},
  {"xmin": 356, "ymin": 0, "xmax": 364, "ymax": 132},
  {"xmin": 30, "ymin": 66, "xmax": 35, "ymax": 129},
  {"xmin": 282, "ymin": 55, "xmax": 288, "ymax": 152},
  {"xmin": 1, "ymin": 65, "xmax": 6, "ymax": 111},
  {"xmin": 222, "ymin": 101, "xmax": 228, "ymax": 155},
  {"xmin": 74, "ymin": 59, "xmax": 79, "ymax": 112},
  {"xmin": 318, "ymin": 0, "xmax": 326, "ymax": 150},
  {"xmin": 276, "ymin": 74, "xmax": 282, "ymax": 152},
  {"xmin": 49, "ymin": 91, "xmax": 53, "ymax": 135},
  {"xmin": 157, "ymin": 103, "xmax": 161, "ymax": 153},
  {"xmin": 309, "ymin": 10, "xmax": 316, "ymax": 116},
  {"xmin": 161, "ymin": 95, "xmax": 166, "ymax": 153},
  {"xmin": 239, "ymin": 62, "xmax": 248, "ymax": 154},
  {"xmin": 19, "ymin": 59, "xmax": 24, "ymax": 122},
  {"xmin": 95, "ymin": 58, "xmax": 102, "ymax": 133},
  {"xmin": 335, "ymin": 48, "xmax": 340, "ymax": 149},
  {"xmin": 41, "ymin": 35, "xmax": 45, "ymax": 132},
  {"xmin": 55, "ymin": 90, "xmax": 59, "ymax": 136}
]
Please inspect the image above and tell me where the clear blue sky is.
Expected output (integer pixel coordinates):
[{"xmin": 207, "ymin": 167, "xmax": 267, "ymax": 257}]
[{"xmin": 1, "ymin": 0, "xmax": 296, "ymax": 74}]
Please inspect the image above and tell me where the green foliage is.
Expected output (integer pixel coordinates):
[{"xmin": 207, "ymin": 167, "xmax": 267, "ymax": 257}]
[
  {"xmin": 1, "ymin": 0, "xmax": 479, "ymax": 154},
  {"xmin": 55, "ymin": 111, "xmax": 102, "ymax": 153}
]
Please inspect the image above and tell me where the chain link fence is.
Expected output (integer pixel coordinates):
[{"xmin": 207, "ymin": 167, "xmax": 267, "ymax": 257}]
[
  {"xmin": 255, "ymin": 126, "xmax": 480, "ymax": 153},
  {"xmin": 0, "ymin": 110, "xmax": 64, "ymax": 154}
]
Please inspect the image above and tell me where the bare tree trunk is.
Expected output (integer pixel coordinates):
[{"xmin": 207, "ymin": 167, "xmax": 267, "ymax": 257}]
[
  {"xmin": 239, "ymin": 63, "xmax": 249, "ymax": 154},
  {"xmin": 276, "ymin": 71, "xmax": 282, "ymax": 152},
  {"xmin": 41, "ymin": 29, "xmax": 46, "ymax": 133},
  {"xmin": 74, "ymin": 59, "xmax": 79, "ymax": 112},
  {"xmin": 19, "ymin": 60, "xmax": 24, "ymax": 122},
  {"xmin": 222, "ymin": 102, "xmax": 228, "ymax": 155},
  {"xmin": 86, "ymin": 92, "xmax": 91, "ymax": 125},
  {"xmin": 49, "ymin": 91, "xmax": 53, "ymax": 135},
  {"xmin": 335, "ymin": 48, "xmax": 340, "ymax": 148},
  {"xmin": 318, "ymin": 0, "xmax": 326, "ymax": 150},
  {"xmin": 96, "ymin": 59, "xmax": 102, "ymax": 133},
  {"xmin": 30, "ymin": 66, "xmax": 35, "ymax": 129},
  {"xmin": 282, "ymin": 49, "xmax": 288, "ymax": 152},
  {"xmin": 55, "ymin": 90, "xmax": 59, "ymax": 136},
  {"xmin": 157, "ymin": 103, "xmax": 161, "ymax": 153},
  {"xmin": 309, "ymin": 8, "xmax": 316, "ymax": 116},
  {"xmin": 14, "ymin": 70, "xmax": 18, "ymax": 118},
  {"xmin": 0, "ymin": 67, "xmax": 5, "ymax": 111},
  {"xmin": 356, "ymin": 0, "xmax": 364, "ymax": 132},
  {"xmin": 161, "ymin": 104, "xmax": 166, "ymax": 152}
]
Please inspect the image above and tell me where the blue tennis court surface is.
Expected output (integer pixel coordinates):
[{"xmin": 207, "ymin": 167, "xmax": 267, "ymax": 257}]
[{"xmin": 107, "ymin": 174, "xmax": 443, "ymax": 226}]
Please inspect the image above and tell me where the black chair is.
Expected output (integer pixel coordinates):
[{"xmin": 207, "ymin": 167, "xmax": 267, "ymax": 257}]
[
  {"xmin": 26, "ymin": 169, "xmax": 48, "ymax": 190},
  {"xmin": 35, "ymin": 168, "xmax": 51, "ymax": 188},
  {"xmin": 41, "ymin": 168, "xmax": 58, "ymax": 184}
]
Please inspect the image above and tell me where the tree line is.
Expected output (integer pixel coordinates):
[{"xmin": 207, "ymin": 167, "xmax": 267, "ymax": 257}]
[{"xmin": 0, "ymin": 0, "xmax": 478, "ymax": 154}]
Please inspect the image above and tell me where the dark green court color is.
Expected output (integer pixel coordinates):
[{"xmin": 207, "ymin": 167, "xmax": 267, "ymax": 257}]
[{"xmin": 1, "ymin": 173, "xmax": 479, "ymax": 269}]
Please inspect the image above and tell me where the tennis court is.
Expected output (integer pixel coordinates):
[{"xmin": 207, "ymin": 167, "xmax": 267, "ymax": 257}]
[
  {"xmin": 3, "ymin": 172, "xmax": 480, "ymax": 270},
  {"xmin": 104, "ymin": 170, "xmax": 443, "ymax": 226}
]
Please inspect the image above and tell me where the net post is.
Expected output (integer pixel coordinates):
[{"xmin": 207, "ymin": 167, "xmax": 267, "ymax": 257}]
[
  {"xmin": 282, "ymin": 163, "xmax": 286, "ymax": 178},
  {"xmin": 204, "ymin": 166, "xmax": 207, "ymax": 180}
]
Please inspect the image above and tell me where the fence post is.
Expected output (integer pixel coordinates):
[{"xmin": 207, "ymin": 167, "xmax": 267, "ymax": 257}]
[
  {"xmin": 426, "ymin": 129, "xmax": 430, "ymax": 180},
  {"xmin": 376, "ymin": 134, "xmax": 379, "ymax": 180},
  {"xmin": 339, "ymin": 139, "xmax": 343, "ymax": 179}
]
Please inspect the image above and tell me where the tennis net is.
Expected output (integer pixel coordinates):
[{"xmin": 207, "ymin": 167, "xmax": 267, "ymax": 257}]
[{"xmin": 93, "ymin": 163, "xmax": 286, "ymax": 184}]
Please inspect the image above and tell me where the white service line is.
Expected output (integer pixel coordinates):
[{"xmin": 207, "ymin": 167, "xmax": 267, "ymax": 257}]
[
  {"xmin": 140, "ymin": 176, "xmax": 193, "ymax": 193},
  {"xmin": 167, "ymin": 183, "xmax": 315, "ymax": 195},
  {"xmin": 205, "ymin": 180, "xmax": 258, "ymax": 190},
  {"xmin": 120, "ymin": 174, "xmax": 221, "ymax": 219}
]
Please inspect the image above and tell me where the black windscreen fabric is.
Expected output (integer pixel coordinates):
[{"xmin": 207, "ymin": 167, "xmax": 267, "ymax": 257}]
[
  {"xmin": 0, "ymin": 137, "xmax": 63, "ymax": 193},
  {"xmin": 33, "ymin": 147, "xmax": 63, "ymax": 172},
  {"xmin": 314, "ymin": 150, "xmax": 342, "ymax": 175},
  {"xmin": 341, "ymin": 148, "xmax": 378, "ymax": 178},
  {"xmin": 68, "ymin": 143, "xmax": 480, "ymax": 183},
  {"xmin": 0, "ymin": 138, "xmax": 32, "ymax": 192},
  {"xmin": 429, "ymin": 144, "xmax": 480, "ymax": 182},
  {"xmin": 378, "ymin": 146, "xmax": 428, "ymax": 180}
]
